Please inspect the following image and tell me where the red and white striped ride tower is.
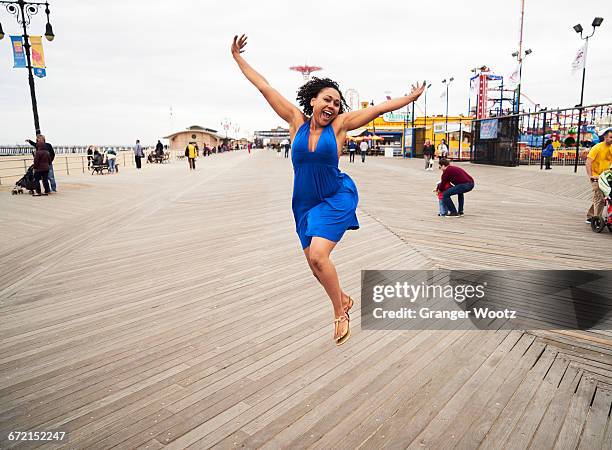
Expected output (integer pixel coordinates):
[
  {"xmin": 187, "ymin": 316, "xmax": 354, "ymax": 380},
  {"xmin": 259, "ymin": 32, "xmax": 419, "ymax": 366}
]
[{"xmin": 290, "ymin": 65, "xmax": 322, "ymax": 81}]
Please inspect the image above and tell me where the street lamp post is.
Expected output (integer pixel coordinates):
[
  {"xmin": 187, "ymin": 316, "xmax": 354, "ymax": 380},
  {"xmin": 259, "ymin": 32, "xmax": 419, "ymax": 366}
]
[
  {"xmin": 402, "ymin": 94, "xmax": 408, "ymax": 158},
  {"xmin": 221, "ymin": 118, "xmax": 231, "ymax": 140},
  {"xmin": 572, "ymin": 17, "xmax": 603, "ymax": 173},
  {"xmin": 442, "ymin": 77, "xmax": 454, "ymax": 149},
  {"xmin": 370, "ymin": 100, "xmax": 375, "ymax": 152},
  {"xmin": 512, "ymin": 48, "xmax": 532, "ymax": 115},
  {"xmin": 0, "ymin": 0, "xmax": 54, "ymax": 135},
  {"xmin": 411, "ymin": 101, "xmax": 415, "ymax": 158}
]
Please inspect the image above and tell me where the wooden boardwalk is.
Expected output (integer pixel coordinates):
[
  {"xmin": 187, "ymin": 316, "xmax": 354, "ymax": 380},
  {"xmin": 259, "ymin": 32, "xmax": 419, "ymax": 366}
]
[{"xmin": 0, "ymin": 150, "xmax": 611, "ymax": 449}]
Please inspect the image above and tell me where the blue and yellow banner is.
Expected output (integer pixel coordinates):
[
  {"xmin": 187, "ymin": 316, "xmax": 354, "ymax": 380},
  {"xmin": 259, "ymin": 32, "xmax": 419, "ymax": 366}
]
[
  {"xmin": 29, "ymin": 36, "xmax": 46, "ymax": 69},
  {"xmin": 10, "ymin": 36, "xmax": 26, "ymax": 68}
]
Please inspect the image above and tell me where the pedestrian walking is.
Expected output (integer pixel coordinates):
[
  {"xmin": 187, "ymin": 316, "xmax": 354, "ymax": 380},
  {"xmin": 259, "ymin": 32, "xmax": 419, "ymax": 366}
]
[
  {"xmin": 585, "ymin": 128, "xmax": 612, "ymax": 223},
  {"xmin": 27, "ymin": 135, "xmax": 56, "ymax": 192},
  {"xmin": 348, "ymin": 140, "xmax": 357, "ymax": 162},
  {"xmin": 437, "ymin": 139, "xmax": 449, "ymax": 159},
  {"xmin": 359, "ymin": 140, "xmax": 368, "ymax": 163},
  {"xmin": 32, "ymin": 142, "xmax": 51, "ymax": 196},
  {"xmin": 543, "ymin": 139, "xmax": 554, "ymax": 170},
  {"xmin": 423, "ymin": 139, "xmax": 434, "ymax": 170},
  {"xmin": 87, "ymin": 146, "xmax": 94, "ymax": 169},
  {"xmin": 134, "ymin": 139, "xmax": 144, "ymax": 169},
  {"xmin": 155, "ymin": 140, "xmax": 164, "ymax": 161},
  {"xmin": 185, "ymin": 142, "xmax": 198, "ymax": 170}
]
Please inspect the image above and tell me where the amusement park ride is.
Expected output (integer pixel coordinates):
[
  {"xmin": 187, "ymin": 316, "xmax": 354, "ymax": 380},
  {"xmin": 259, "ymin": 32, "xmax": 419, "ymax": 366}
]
[{"xmin": 289, "ymin": 64, "xmax": 322, "ymax": 81}]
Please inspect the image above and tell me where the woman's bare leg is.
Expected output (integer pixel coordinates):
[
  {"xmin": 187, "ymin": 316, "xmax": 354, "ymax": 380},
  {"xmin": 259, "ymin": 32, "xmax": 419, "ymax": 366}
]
[
  {"xmin": 306, "ymin": 237, "xmax": 348, "ymax": 339},
  {"xmin": 304, "ymin": 246, "xmax": 352, "ymax": 311}
]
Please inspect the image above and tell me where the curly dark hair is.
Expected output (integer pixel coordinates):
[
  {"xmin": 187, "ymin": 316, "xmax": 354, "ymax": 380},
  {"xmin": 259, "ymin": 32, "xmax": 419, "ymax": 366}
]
[{"xmin": 296, "ymin": 77, "xmax": 350, "ymax": 117}]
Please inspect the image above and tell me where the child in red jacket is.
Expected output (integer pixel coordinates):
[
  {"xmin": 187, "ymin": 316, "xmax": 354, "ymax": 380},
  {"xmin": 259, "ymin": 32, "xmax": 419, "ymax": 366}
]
[{"xmin": 435, "ymin": 181, "xmax": 452, "ymax": 216}]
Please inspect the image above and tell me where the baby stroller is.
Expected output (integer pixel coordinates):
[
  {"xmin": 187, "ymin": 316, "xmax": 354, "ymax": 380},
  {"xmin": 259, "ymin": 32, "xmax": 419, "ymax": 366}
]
[
  {"xmin": 12, "ymin": 165, "xmax": 37, "ymax": 195},
  {"xmin": 591, "ymin": 169, "xmax": 612, "ymax": 233}
]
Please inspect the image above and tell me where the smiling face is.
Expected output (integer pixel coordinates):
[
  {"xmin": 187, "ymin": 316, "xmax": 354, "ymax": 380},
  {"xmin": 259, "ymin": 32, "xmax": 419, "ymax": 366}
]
[{"xmin": 310, "ymin": 87, "xmax": 341, "ymax": 127}]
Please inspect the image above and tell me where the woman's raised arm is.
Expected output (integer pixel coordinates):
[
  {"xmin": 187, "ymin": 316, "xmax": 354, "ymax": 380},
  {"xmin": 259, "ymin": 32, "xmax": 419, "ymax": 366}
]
[
  {"xmin": 338, "ymin": 82, "xmax": 427, "ymax": 132},
  {"xmin": 232, "ymin": 35, "xmax": 303, "ymax": 128}
]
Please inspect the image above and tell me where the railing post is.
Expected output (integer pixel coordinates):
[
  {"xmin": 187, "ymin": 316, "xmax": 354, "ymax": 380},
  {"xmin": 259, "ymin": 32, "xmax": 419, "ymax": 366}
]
[
  {"xmin": 82, "ymin": 156, "xmax": 85, "ymax": 173},
  {"xmin": 65, "ymin": 156, "xmax": 70, "ymax": 175}
]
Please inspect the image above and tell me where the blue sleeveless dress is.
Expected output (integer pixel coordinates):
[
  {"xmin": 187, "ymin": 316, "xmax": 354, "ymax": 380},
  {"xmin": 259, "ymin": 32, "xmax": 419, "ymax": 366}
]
[{"xmin": 291, "ymin": 121, "xmax": 359, "ymax": 249}]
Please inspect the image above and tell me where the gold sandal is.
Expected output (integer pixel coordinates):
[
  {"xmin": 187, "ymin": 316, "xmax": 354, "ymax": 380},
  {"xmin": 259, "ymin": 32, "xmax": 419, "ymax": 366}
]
[
  {"xmin": 344, "ymin": 296, "xmax": 354, "ymax": 315},
  {"xmin": 334, "ymin": 314, "xmax": 351, "ymax": 346}
]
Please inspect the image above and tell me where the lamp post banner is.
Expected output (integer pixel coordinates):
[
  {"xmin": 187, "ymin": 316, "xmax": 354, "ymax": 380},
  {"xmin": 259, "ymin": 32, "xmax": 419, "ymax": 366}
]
[
  {"xmin": 33, "ymin": 68, "xmax": 47, "ymax": 78},
  {"xmin": 571, "ymin": 44, "xmax": 586, "ymax": 75},
  {"xmin": 29, "ymin": 36, "xmax": 46, "ymax": 69},
  {"xmin": 10, "ymin": 36, "xmax": 27, "ymax": 68}
]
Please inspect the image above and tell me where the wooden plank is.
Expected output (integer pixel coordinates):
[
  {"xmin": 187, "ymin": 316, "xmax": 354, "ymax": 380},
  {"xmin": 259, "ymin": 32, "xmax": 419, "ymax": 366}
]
[
  {"xmin": 527, "ymin": 365, "xmax": 582, "ymax": 450},
  {"xmin": 553, "ymin": 376, "xmax": 598, "ymax": 450},
  {"xmin": 577, "ymin": 386, "xmax": 612, "ymax": 449},
  {"xmin": 502, "ymin": 355, "xmax": 571, "ymax": 450}
]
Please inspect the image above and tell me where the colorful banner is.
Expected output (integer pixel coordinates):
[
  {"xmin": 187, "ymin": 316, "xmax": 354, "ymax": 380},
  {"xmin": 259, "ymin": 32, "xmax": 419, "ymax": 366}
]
[
  {"xmin": 571, "ymin": 44, "xmax": 586, "ymax": 75},
  {"xmin": 509, "ymin": 63, "xmax": 520, "ymax": 84},
  {"xmin": 480, "ymin": 119, "xmax": 498, "ymax": 139},
  {"xmin": 29, "ymin": 36, "xmax": 46, "ymax": 69},
  {"xmin": 33, "ymin": 68, "xmax": 46, "ymax": 78},
  {"xmin": 10, "ymin": 36, "xmax": 26, "ymax": 68}
]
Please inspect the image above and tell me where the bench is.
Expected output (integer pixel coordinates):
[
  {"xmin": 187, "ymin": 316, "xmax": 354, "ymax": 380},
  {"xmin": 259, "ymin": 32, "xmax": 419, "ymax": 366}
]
[
  {"xmin": 91, "ymin": 161, "xmax": 120, "ymax": 175},
  {"xmin": 148, "ymin": 152, "xmax": 170, "ymax": 164}
]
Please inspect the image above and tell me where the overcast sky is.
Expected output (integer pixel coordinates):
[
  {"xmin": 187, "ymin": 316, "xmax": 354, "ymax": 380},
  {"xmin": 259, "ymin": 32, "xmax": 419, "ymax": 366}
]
[{"xmin": 1, "ymin": 0, "xmax": 611, "ymax": 145}]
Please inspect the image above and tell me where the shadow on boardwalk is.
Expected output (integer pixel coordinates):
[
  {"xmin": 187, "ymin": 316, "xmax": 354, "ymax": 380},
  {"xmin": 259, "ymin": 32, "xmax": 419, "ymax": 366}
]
[{"xmin": 0, "ymin": 150, "xmax": 610, "ymax": 449}]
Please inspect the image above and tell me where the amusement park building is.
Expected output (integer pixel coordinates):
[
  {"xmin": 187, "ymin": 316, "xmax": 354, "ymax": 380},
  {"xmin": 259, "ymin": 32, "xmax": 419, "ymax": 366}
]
[
  {"xmin": 254, "ymin": 126, "xmax": 290, "ymax": 145},
  {"xmin": 357, "ymin": 114, "xmax": 474, "ymax": 159},
  {"xmin": 163, "ymin": 125, "xmax": 222, "ymax": 156}
]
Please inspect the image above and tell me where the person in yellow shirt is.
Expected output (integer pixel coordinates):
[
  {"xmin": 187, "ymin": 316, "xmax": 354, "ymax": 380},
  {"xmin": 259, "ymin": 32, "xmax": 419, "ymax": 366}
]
[
  {"xmin": 185, "ymin": 143, "xmax": 199, "ymax": 170},
  {"xmin": 585, "ymin": 128, "xmax": 612, "ymax": 223},
  {"xmin": 552, "ymin": 137, "xmax": 561, "ymax": 151}
]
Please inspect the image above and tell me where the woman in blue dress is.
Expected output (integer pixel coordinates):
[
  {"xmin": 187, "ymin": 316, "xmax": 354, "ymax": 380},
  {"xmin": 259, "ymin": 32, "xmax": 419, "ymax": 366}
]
[{"xmin": 232, "ymin": 34, "xmax": 425, "ymax": 345}]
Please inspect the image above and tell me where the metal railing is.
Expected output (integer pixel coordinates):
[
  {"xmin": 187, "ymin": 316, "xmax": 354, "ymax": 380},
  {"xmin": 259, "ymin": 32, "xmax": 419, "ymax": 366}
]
[
  {"xmin": 471, "ymin": 102, "xmax": 612, "ymax": 168},
  {"xmin": 0, "ymin": 145, "xmax": 144, "ymax": 156},
  {"xmin": 0, "ymin": 151, "xmax": 136, "ymax": 185}
]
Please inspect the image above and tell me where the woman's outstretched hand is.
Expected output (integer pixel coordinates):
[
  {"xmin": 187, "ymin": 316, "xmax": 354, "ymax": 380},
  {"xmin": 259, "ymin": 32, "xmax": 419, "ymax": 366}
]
[
  {"xmin": 232, "ymin": 34, "xmax": 248, "ymax": 58},
  {"xmin": 409, "ymin": 81, "xmax": 427, "ymax": 100}
]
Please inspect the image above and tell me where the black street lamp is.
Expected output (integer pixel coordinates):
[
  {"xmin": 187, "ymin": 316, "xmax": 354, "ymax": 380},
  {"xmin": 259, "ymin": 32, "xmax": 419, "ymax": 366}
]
[
  {"xmin": 572, "ymin": 16, "xmax": 603, "ymax": 173},
  {"xmin": 511, "ymin": 48, "xmax": 532, "ymax": 115},
  {"xmin": 573, "ymin": 17, "xmax": 603, "ymax": 107},
  {"xmin": 402, "ymin": 94, "xmax": 408, "ymax": 158},
  {"xmin": 0, "ymin": 0, "xmax": 54, "ymax": 135},
  {"xmin": 221, "ymin": 118, "xmax": 231, "ymax": 140},
  {"xmin": 441, "ymin": 77, "xmax": 454, "ymax": 146},
  {"xmin": 370, "ymin": 99, "xmax": 375, "ymax": 138}
]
